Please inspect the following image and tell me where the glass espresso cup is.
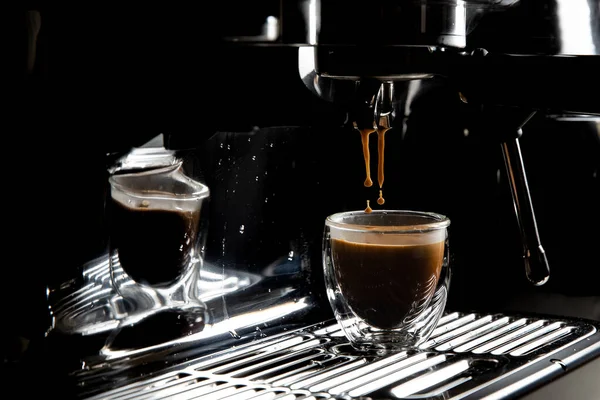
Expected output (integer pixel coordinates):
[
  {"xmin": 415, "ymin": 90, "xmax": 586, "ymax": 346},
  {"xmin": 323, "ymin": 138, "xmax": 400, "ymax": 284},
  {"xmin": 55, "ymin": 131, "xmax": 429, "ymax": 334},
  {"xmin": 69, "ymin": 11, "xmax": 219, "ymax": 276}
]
[
  {"xmin": 108, "ymin": 161, "xmax": 210, "ymax": 319},
  {"xmin": 323, "ymin": 210, "xmax": 450, "ymax": 352}
]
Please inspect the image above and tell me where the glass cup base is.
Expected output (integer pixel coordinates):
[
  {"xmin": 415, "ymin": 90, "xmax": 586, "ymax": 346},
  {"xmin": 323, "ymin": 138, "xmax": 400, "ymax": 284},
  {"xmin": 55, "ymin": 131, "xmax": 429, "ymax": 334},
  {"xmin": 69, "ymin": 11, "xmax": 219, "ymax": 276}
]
[{"xmin": 334, "ymin": 284, "xmax": 449, "ymax": 353}]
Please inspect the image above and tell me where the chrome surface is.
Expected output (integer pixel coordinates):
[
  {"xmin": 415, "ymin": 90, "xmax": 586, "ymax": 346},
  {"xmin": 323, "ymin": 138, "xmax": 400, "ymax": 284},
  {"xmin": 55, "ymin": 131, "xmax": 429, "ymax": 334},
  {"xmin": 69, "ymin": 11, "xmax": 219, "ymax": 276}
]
[
  {"xmin": 48, "ymin": 253, "xmax": 316, "ymax": 357},
  {"xmin": 375, "ymin": 82, "xmax": 395, "ymax": 130},
  {"xmin": 74, "ymin": 311, "xmax": 600, "ymax": 399},
  {"xmin": 292, "ymin": 0, "xmax": 600, "ymax": 115},
  {"xmin": 221, "ymin": 0, "xmax": 600, "ymax": 56},
  {"xmin": 311, "ymin": 0, "xmax": 472, "ymax": 49},
  {"xmin": 222, "ymin": 0, "xmax": 522, "ymax": 49},
  {"xmin": 48, "ymin": 249, "xmax": 599, "ymax": 399},
  {"xmin": 223, "ymin": 15, "xmax": 280, "ymax": 43}
]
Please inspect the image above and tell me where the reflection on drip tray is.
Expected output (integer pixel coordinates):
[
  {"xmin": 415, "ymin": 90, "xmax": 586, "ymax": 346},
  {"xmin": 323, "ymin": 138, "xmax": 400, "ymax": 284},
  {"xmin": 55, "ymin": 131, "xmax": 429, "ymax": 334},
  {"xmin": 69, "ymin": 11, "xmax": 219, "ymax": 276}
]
[
  {"xmin": 48, "ymin": 255, "xmax": 254, "ymax": 335},
  {"xmin": 47, "ymin": 253, "xmax": 311, "ymax": 344},
  {"xmin": 75, "ymin": 311, "xmax": 600, "ymax": 400}
]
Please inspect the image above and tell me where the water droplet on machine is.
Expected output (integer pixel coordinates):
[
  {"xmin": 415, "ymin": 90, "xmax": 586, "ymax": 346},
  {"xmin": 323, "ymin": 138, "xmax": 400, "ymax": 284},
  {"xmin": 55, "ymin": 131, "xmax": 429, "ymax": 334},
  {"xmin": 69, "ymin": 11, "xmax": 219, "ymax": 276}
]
[{"xmin": 255, "ymin": 326, "xmax": 267, "ymax": 338}]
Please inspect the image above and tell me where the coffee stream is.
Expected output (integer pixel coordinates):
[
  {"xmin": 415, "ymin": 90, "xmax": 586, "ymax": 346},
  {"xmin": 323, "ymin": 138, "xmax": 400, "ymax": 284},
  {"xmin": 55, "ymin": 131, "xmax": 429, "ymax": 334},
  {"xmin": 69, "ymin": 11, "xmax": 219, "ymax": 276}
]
[
  {"xmin": 360, "ymin": 128, "xmax": 375, "ymax": 188},
  {"xmin": 360, "ymin": 125, "xmax": 388, "ymax": 212},
  {"xmin": 377, "ymin": 128, "xmax": 388, "ymax": 190}
]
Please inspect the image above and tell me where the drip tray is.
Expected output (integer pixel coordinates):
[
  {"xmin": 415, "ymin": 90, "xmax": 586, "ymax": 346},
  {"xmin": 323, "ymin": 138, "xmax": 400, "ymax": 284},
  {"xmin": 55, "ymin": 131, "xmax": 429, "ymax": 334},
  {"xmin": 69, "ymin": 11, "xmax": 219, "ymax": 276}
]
[{"xmin": 80, "ymin": 311, "xmax": 599, "ymax": 399}]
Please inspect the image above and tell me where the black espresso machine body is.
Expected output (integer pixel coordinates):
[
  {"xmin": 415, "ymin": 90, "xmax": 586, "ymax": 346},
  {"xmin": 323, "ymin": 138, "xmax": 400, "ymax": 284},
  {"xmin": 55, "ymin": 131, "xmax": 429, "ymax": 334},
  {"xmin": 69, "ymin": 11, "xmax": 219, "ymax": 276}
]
[{"xmin": 9, "ymin": 1, "xmax": 600, "ymax": 399}]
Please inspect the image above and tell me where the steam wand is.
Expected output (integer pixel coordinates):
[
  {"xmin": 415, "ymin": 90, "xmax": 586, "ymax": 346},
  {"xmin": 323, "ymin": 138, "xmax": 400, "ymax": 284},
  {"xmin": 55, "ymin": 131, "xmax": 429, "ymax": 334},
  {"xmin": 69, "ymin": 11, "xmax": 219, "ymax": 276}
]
[
  {"xmin": 501, "ymin": 120, "xmax": 550, "ymax": 286},
  {"xmin": 458, "ymin": 48, "xmax": 550, "ymax": 286},
  {"xmin": 472, "ymin": 105, "xmax": 551, "ymax": 286}
]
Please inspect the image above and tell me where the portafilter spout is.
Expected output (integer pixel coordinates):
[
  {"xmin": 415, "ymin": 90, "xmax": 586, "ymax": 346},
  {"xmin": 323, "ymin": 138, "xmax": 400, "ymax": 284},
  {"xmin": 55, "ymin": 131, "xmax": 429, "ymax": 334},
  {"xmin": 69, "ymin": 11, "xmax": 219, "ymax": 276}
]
[
  {"xmin": 349, "ymin": 81, "xmax": 396, "ymax": 132},
  {"xmin": 350, "ymin": 79, "xmax": 381, "ymax": 131},
  {"xmin": 375, "ymin": 82, "xmax": 395, "ymax": 131}
]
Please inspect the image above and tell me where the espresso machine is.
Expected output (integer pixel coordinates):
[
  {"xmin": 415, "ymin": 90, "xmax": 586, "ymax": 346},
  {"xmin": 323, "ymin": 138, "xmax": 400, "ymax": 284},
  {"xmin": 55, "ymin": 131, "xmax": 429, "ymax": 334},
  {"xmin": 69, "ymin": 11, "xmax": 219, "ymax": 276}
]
[{"xmin": 8, "ymin": 1, "xmax": 600, "ymax": 399}]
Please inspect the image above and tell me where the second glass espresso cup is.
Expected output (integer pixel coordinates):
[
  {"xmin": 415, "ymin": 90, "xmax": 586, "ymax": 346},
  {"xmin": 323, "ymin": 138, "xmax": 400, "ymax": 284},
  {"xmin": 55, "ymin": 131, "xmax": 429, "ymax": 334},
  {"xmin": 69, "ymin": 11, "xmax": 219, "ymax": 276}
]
[{"xmin": 323, "ymin": 210, "xmax": 450, "ymax": 351}]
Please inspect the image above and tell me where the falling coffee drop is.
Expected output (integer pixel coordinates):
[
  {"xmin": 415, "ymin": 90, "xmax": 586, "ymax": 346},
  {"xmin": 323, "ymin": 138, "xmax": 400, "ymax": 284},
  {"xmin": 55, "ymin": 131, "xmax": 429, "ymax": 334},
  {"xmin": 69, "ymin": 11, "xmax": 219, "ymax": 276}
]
[
  {"xmin": 365, "ymin": 200, "xmax": 373, "ymax": 213},
  {"xmin": 377, "ymin": 190, "xmax": 385, "ymax": 205}
]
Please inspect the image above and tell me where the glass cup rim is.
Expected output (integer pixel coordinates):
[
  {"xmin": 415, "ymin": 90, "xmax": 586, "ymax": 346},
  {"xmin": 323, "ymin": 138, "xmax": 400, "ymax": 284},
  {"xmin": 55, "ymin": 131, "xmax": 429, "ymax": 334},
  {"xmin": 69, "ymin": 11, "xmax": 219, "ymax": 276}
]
[
  {"xmin": 325, "ymin": 209, "xmax": 450, "ymax": 233},
  {"xmin": 109, "ymin": 162, "xmax": 209, "ymax": 200}
]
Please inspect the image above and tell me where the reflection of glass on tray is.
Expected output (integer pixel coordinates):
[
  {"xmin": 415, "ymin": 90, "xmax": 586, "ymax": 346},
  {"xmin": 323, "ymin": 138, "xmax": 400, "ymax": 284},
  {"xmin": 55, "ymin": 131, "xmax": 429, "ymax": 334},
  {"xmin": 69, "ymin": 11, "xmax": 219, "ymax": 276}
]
[
  {"xmin": 48, "ymin": 255, "xmax": 262, "ymax": 336},
  {"xmin": 104, "ymin": 139, "xmax": 211, "ymax": 330}
]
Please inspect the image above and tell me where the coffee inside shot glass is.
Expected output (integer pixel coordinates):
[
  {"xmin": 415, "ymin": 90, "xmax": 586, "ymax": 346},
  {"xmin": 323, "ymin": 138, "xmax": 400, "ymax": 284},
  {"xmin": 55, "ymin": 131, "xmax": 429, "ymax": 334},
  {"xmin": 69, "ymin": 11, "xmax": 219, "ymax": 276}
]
[{"xmin": 323, "ymin": 210, "xmax": 450, "ymax": 352}]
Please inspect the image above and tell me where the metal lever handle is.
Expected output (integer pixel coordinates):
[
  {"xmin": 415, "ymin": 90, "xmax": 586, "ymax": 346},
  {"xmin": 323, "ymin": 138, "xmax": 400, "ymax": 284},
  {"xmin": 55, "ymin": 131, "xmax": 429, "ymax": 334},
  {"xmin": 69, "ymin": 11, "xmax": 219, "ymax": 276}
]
[{"xmin": 501, "ymin": 132, "xmax": 550, "ymax": 286}]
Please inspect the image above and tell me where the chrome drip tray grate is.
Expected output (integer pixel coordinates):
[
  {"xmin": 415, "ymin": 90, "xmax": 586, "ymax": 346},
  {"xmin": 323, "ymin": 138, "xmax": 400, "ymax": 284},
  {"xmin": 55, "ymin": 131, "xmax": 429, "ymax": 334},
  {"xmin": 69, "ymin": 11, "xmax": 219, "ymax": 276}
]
[{"xmin": 81, "ymin": 311, "xmax": 599, "ymax": 400}]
